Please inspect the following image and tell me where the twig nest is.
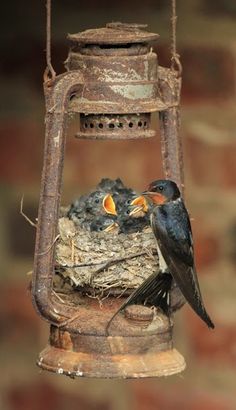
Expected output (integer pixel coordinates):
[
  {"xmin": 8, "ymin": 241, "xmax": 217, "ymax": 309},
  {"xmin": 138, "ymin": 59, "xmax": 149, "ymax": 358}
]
[{"xmin": 56, "ymin": 216, "xmax": 158, "ymax": 294}]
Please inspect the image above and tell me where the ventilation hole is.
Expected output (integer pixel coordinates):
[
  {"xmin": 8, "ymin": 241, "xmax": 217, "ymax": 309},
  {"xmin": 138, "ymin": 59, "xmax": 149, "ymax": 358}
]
[
  {"xmin": 118, "ymin": 123, "xmax": 123, "ymax": 128},
  {"xmin": 138, "ymin": 121, "xmax": 142, "ymax": 127},
  {"xmin": 84, "ymin": 123, "xmax": 88, "ymax": 128},
  {"xmin": 98, "ymin": 123, "xmax": 103, "ymax": 129},
  {"xmin": 129, "ymin": 122, "xmax": 133, "ymax": 128},
  {"xmin": 144, "ymin": 121, "xmax": 147, "ymax": 126},
  {"xmin": 90, "ymin": 123, "xmax": 94, "ymax": 128},
  {"xmin": 109, "ymin": 123, "xmax": 115, "ymax": 129}
]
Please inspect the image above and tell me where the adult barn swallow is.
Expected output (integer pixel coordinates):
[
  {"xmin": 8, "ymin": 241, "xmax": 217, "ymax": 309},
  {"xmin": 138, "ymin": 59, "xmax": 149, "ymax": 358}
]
[
  {"xmin": 142, "ymin": 179, "xmax": 214, "ymax": 328},
  {"xmin": 106, "ymin": 179, "xmax": 214, "ymax": 332}
]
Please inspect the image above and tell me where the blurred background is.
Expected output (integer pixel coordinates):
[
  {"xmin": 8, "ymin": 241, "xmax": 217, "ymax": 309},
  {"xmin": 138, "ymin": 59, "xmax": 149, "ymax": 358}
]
[{"xmin": 0, "ymin": 0, "xmax": 236, "ymax": 409}]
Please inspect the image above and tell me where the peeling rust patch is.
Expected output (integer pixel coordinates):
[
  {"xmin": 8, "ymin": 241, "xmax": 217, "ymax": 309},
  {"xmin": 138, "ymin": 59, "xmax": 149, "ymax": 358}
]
[{"xmin": 111, "ymin": 83, "xmax": 155, "ymax": 100}]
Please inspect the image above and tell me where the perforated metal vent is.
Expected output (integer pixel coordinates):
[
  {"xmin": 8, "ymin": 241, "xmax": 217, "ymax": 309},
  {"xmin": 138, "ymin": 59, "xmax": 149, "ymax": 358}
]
[{"xmin": 76, "ymin": 113, "xmax": 155, "ymax": 140}]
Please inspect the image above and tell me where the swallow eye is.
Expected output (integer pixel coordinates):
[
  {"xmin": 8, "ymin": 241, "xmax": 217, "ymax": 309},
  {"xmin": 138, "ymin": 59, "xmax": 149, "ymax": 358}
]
[
  {"xmin": 158, "ymin": 185, "xmax": 164, "ymax": 191},
  {"xmin": 125, "ymin": 199, "xmax": 132, "ymax": 205},
  {"xmin": 126, "ymin": 210, "xmax": 130, "ymax": 215},
  {"xmin": 94, "ymin": 199, "xmax": 99, "ymax": 204}
]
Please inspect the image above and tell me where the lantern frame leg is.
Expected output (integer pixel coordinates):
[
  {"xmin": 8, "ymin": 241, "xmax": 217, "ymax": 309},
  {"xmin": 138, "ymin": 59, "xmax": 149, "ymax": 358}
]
[
  {"xmin": 158, "ymin": 67, "xmax": 185, "ymax": 312},
  {"xmin": 158, "ymin": 67, "xmax": 184, "ymax": 195},
  {"xmin": 32, "ymin": 71, "xmax": 84, "ymax": 324}
]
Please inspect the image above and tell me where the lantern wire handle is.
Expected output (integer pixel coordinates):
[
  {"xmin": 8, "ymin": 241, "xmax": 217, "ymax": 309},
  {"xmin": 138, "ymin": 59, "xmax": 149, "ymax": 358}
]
[
  {"xmin": 44, "ymin": 0, "xmax": 56, "ymax": 81},
  {"xmin": 171, "ymin": 0, "xmax": 182, "ymax": 77}
]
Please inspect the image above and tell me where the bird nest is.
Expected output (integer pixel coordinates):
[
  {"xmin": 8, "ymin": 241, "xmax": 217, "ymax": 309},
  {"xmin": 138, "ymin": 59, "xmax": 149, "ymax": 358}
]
[
  {"xmin": 55, "ymin": 179, "xmax": 159, "ymax": 297},
  {"xmin": 55, "ymin": 216, "xmax": 158, "ymax": 296}
]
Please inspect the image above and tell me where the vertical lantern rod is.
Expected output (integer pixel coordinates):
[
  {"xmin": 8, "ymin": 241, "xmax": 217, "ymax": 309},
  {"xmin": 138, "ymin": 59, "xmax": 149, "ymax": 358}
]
[{"xmin": 159, "ymin": 0, "xmax": 184, "ymax": 196}]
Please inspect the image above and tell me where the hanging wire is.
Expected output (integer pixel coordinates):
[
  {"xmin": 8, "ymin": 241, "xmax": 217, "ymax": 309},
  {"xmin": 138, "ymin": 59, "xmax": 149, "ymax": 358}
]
[
  {"xmin": 44, "ymin": 0, "xmax": 56, "ymax": 81},
  {"xmin": 171, "ymin": 0, "xmax": 182, "ymax": 76}
]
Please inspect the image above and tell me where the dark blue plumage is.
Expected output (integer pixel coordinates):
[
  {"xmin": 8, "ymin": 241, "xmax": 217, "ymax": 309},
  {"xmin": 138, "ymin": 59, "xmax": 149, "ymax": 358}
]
[
  {"xmin": 106, "ymin": 179, "xmax": 214, "ymax": 332},
  {"xmin": 146, "ymin": 179, "xmax": 214, "ymax": 329}
]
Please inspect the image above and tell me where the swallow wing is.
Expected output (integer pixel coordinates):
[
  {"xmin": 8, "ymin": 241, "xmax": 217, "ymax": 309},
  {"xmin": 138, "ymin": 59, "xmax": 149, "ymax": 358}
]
[
  {"xmin": 119, "ymin": 271, "xmax": 172, "ymax": 312},
  {"xmin": 151, "ymin": 201, "xmax": 214, "ymax": 329},
  {"xmin": 106, "ymin": 271, "xmax": 172, "ymax": 334}
]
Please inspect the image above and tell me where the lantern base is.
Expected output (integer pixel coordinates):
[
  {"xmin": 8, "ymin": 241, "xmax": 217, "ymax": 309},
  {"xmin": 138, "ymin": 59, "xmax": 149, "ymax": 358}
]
[
  {"xmin": 36, "ymin": 298, "xmax": 186, "ymax": 379},
  {"xmin": 37, "ymin": 344, "xmax": 185, "ymax": 379}
]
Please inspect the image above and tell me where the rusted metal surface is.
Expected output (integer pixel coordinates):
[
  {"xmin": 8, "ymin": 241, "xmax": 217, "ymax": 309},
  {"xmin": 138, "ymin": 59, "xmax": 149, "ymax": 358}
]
[
  {"xmin": 65, "ymin": 23, "xmax": 177, "ymax": 143},
  {"xmin": 66, "ymin": 53, "xmax": 157, "ymax": 80},
  {"xmin": 36, "ymin": 296, "xmax": 185, "ymax": 378},
  {"xmin": 77, "ymin": 113, "xmax": 155, "ymax": 140},
  {"xmin": 69, "ymin": 98, "xmax": 167, "ymax": 116},
  {"xmin": 32, "ymin": 71, "xmax": 85, "ymax": 324},
  {"xmin": 158, "ymin": 66, "xmax": 185, "ymax": 310},
  {"xmin": 32, "ymin": 22, "xmax": 185, "ymax": 378},
  {"xmin": 38, "ymin": 346, "xmax": 185, "ymax": 379},
  {"xmin": 124, "ymin": 305, "xmax": 154, "ymax": 322},
  {"xmin": 158, "ymin": 66, "xmax": 184, "ymax": 195},
  {"xmin": 66, "ymin": 40, "xmax": 169, "ymax": 118},
  {"xmin": 68, "ymin": 23, "xmax": 159, "ymax": 45}
]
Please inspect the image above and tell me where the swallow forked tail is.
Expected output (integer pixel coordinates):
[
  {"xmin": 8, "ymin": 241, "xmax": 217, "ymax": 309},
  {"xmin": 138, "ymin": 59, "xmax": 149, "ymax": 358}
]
[{"xmin": 105, "ymin": 271, "xmax": 172, "ymax": 335}]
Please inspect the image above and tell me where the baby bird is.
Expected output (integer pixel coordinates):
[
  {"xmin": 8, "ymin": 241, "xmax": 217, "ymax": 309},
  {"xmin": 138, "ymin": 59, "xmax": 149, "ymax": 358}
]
[{"xmin": 90, "ymin": 215, "xmax": 119, "ymax": 233}]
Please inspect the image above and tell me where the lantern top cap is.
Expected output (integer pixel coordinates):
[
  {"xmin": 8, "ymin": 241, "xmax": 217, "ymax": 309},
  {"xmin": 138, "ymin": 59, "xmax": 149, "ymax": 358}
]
[{"xmin": 68, "ymin": 22, "xmax": 159, "ymax": 45}]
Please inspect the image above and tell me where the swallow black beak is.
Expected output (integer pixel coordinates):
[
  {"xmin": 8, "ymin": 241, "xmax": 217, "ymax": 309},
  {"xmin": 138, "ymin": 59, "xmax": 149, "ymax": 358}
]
[
  {"xmin": 141, "ymin": 191, "xmax": 153, "ymax": 196},
  {"xmin": 141, "ymin": 190, "xmax": 167, "ymax": 205}
]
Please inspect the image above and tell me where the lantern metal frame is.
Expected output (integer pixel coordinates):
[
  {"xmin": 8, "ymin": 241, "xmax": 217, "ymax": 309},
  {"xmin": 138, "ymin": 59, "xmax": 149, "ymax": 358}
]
[{"xmin": 32, "ymin": 23, "xmax": 185, "ymax": 378}]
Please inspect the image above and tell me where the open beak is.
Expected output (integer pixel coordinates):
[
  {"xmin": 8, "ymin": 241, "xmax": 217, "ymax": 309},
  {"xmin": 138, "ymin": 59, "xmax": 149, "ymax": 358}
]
[
  {"xmin": 130, "ymin": 195, "xmax": 148, "ymax": 213},
  {"xmin": 104, "ymin": 221, "xmax": 119, "ymax": 232},
  {"xmin": 129, "ymin": 206, "xmax": 143, "ymax": 216},
  {"xmin": 103, "ymin": 194, "xmax": 117, "ymax": 215}
]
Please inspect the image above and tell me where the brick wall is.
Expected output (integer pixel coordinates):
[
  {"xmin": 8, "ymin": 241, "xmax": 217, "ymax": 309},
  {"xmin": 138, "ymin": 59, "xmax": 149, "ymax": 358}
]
[{"xmin": 0, "ymin": 1, "xmax": 236, "ymax": 409}]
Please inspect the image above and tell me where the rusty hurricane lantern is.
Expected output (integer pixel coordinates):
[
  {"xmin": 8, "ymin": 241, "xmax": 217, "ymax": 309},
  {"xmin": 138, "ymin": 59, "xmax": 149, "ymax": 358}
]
[{"xmin": 33, "ymin": 23, "xmax": 185, "ymax": 378}]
